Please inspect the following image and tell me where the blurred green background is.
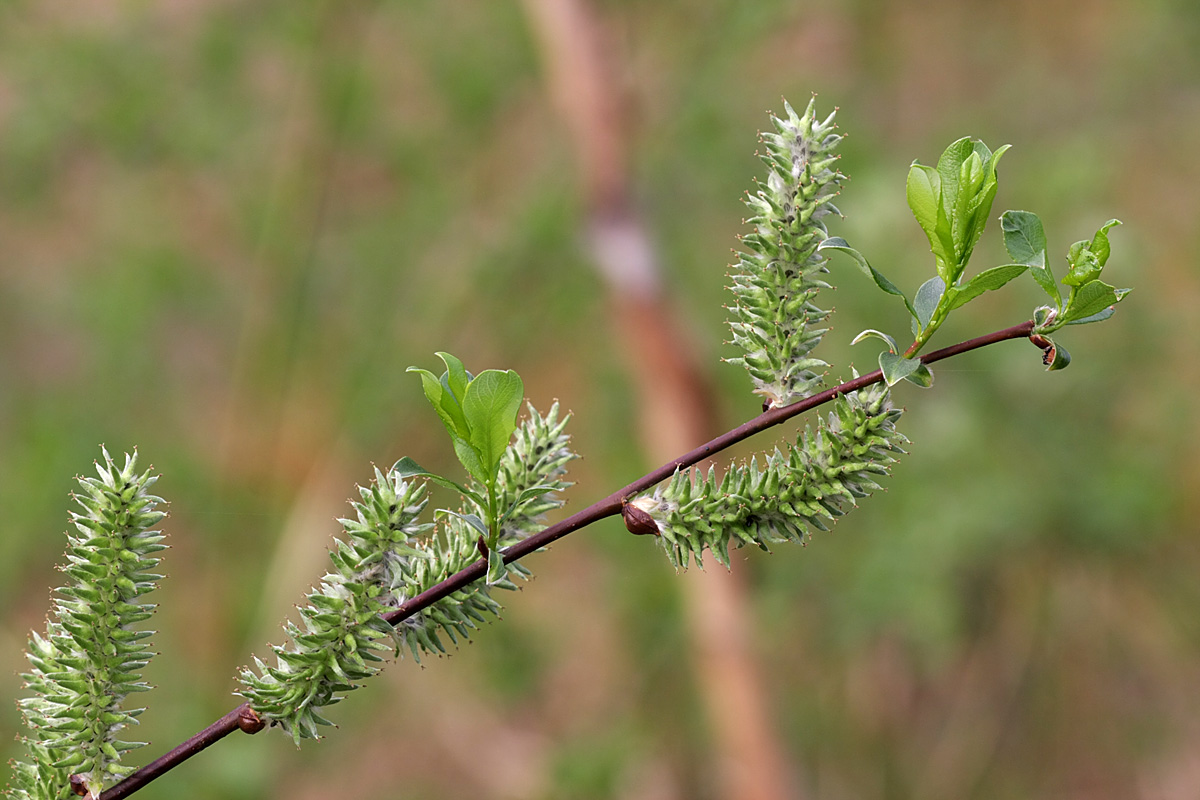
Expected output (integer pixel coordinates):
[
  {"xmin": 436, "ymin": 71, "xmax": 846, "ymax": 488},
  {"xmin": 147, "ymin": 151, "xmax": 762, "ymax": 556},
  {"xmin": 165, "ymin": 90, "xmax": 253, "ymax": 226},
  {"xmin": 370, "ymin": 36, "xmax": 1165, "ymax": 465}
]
[{"xmin": 2, "ymin": 1, "xmax": 1198, "ymax": 798}]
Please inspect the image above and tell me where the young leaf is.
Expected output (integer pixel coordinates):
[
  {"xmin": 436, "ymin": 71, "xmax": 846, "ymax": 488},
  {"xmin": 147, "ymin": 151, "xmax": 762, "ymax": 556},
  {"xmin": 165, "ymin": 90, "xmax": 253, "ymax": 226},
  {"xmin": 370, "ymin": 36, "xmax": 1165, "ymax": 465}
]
[
  {"xmin": 903, "ymin": 362, "xmax": 935, "ymax": 388},
  {"xmin": 943, "ymin": 264, "xmax": 1028, "ymax": 312},
  {"xmin": 851, "ymin": 328, "xmax": 899, "ymax": 354},
  {"xmin": 1063, "ymin": 240, "xmax": 1102, "ymax": 287},
  {"xmin": 461, "ymin": 369, "xmax": 525, "ymax": 480},
  {"xmin": 1001, "ymin": 210, "xmax": 1058, "ymax": 306},
  {"xmin": 906, "ymin": 163, "xmax": 955, "ymax": 278},
  {"xmin": 913, "ymin": 276, "xmax": 945, "ymax": 329},
  {"xmin": 1000, "ymin": 210, "xmax": 1047, "ymax": 265},
  {"xmin": 957, "ymin": 144, "xmax": 1009, "ymax": 268},
  {"xmin": 1089, "ymin": 219, "xmax": 1121, "ymax": 266},
  {"xmin": 437, "ymin": 352, "xmax": 472, "ymax": 406},
  {"xmin": 407, "ymin": 363, "xmax": 469, "ymax": 443},
  {"xmin": 1064, "ymin": 306, "xmax": 1118, "ymax": 326},
  {"xmin": 392, "ymin": 457, "xmax": 487, "ymax": 509},
  {"xmin": 820, "ymin": 237, "xmax": 918, "ymax": 319},
  {"xmin": 879, "ymin": 351, "xmax": 924, "ymax": 387},
  {"xmin": 1064, "ymin": 219, "xmax": 1121, "ymax": 287},
  {"xmin": 935, "ymin": 137, "xmax": 980, "ymax": 216},
  {"xmin": 451, "ymin": 438, "xmax": 489, "ymax": 487},
  {"xmin": 1061, "ymin": 281, "xmax": 1130, "ymax": 324}
]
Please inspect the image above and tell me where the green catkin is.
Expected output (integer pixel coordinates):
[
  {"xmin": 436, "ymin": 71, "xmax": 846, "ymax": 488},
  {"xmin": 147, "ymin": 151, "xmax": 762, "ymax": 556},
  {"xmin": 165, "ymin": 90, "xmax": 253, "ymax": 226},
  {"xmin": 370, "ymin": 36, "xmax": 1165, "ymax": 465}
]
[
  {"xmin": 632, "ymin": 381, "xmax": 906, "ymax": 569},
  {"xmin": 7, "ymin": 450, "xmax": 167, "ymax": 800},
  {"xmin": 726, "ymin": 97, "xmax": 845, "ymax": 408},
  {"xmin": 238, "ymin": 470, "xmax": 431, "ymax": 745}
]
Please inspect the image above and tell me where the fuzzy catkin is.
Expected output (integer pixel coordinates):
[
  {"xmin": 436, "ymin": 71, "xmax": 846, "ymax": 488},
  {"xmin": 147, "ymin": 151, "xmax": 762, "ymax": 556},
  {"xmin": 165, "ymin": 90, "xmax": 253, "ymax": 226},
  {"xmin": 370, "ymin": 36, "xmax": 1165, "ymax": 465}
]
[
  {"xmin": 7, "ymin": 450, "xmax": 166, "ymax": 800},
  {"xmin": 632, "ymin": 382, "xmax": 906, "ymax": 569},
  {"xmin": 238, "ymin": 469, "xmax": 431, "ymax": 744},
  {"xmin": 726, "ymin": 98, "xmax": 844, "ymax": 408}
]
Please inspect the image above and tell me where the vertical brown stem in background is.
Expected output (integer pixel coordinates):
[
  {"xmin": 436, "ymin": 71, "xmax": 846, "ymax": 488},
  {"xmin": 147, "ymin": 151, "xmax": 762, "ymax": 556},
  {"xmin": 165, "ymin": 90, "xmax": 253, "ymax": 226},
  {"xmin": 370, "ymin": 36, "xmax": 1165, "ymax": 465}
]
[{"xmin": 519, "ymin": 1, "xmax": 799, "ymax": 797}]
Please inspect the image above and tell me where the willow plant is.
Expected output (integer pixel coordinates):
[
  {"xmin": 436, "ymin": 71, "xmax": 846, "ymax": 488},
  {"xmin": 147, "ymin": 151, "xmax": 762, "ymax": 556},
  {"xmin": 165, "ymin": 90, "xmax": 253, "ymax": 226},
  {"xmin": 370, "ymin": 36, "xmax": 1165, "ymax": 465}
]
[{"xmin": 5, "ymin": 97, "xmax": 1128, "ymax": 800}]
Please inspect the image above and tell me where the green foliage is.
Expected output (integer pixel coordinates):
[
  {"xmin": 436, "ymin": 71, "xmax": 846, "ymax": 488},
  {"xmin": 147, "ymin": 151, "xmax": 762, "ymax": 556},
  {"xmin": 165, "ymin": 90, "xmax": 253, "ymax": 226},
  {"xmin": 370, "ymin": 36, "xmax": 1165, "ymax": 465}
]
[
  {"xmin": 6, "ymin": 450, "xmax": 166, "ymax": 800},
  {"xmin": 1001, "ymin": 210, "xmax": 1130, "ymax": 368},
  {"xmin": 725, "ymin": 98, "xmax": 844, "ymax": 409},
  {"xmin": 630, "ymin": 382, "xmax": 906, "ymax": 569},
  {"xmin": 405, "ymin": 353, "xmax": 528, "ymax": 548}
]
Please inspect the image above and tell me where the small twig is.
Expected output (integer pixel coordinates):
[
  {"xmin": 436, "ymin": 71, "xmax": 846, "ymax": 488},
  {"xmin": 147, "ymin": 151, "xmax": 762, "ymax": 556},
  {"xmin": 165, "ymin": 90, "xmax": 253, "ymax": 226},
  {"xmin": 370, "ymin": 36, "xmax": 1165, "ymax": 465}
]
[
  {"xmin": 99, "ymin": 319, "xmax": 1035, "ymax": 800},
  {"xmin": 98, "ymin": 705, "xmax": 263, "ymax": 800}
]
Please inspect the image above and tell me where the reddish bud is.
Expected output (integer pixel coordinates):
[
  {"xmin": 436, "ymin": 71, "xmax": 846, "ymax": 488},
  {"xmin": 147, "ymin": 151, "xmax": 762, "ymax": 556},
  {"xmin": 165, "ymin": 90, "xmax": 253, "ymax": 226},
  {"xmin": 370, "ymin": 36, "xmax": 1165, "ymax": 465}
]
[
  {"xmin": 237, "ymin": 706, "xmax": 266, "ymax": 734},
  {"xmin": 622, "ymin": 501, "xmax": 660, "ymax": 536}
]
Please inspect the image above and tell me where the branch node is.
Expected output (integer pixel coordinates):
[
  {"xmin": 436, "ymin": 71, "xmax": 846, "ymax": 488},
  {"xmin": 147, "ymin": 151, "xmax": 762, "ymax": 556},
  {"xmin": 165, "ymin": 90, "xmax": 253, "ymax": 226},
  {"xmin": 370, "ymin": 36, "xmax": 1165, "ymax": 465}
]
[{"xmin": 237, "ymin": 706, "xmax": 266, "ymax": 734}]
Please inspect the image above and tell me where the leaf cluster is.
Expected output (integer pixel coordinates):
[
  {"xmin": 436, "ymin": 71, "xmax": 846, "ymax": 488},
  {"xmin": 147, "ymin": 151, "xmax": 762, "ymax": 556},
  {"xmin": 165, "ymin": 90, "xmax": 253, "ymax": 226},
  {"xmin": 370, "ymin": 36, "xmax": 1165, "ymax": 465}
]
[
  {"xmin": 1000, "ymin": 211, "xmax": 1129, "ymax": 368},
  {"xmin": 7, "ymin": 450, "xmax": 166, "ymax": 800}
]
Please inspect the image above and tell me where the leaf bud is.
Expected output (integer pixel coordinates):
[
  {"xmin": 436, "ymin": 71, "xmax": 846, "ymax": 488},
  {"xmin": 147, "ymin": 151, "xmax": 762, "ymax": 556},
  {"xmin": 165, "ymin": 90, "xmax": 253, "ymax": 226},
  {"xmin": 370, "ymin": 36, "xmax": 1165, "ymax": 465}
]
[{"xmin": 622, "ymin": 500, "xmax": 661, "ymax": 537}]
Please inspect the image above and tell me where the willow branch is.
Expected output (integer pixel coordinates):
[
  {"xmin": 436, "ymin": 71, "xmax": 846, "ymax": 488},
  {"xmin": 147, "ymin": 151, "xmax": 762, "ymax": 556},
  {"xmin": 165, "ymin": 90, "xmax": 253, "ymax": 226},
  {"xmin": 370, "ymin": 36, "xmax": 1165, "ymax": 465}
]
[{"xmin": 98, "ymin": 319, "xmax": 1035, "ymax": 800}]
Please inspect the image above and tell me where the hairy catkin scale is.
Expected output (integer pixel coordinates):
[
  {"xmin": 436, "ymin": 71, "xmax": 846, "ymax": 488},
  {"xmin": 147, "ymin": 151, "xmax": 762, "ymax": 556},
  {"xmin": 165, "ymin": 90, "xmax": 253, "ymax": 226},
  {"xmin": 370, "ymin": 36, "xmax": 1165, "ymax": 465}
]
[
  {"xmin": 238, "ymin": 404, "xmax": 576, "ymax": 741},
  {"xmin": 632, "ymin": 383, "xmax": 906, "ymax": 569},
  {"xmin": 6, "ymin": 450, "xmax": 166, "ymax": 800},
  {"xmin": 726, "ymin": 98, "xmax": 844, "ymax": 408}
]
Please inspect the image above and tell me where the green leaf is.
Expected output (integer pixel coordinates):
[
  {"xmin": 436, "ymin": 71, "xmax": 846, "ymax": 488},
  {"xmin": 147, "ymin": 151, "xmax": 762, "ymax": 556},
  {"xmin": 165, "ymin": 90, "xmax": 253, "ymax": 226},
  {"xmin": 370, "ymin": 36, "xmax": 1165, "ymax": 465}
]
[
  {"xmin": 449, "ymin": 438, "xmax": 488, "ymax": 486},
  {"xmin": 1089, "ymin": 219, "xmax": 1121, "ymax": 267},
  {"xmin": 879, "ymin": 351, "xmax": 923, "ymax": 387},
  {"xmin": 1061, "ymin": 281, "xmax": 1129, "ymax": 324},
  {"xmin": 903, "ymin": 362, "xmax": 934, "ymax": 388},
  {"xmin": 950, "ymin": 151, "xmax": 985, "ymax": 259},
  {"xmin": 407, "ymin": 364, "xmax": 470, "ymax": 444},
  {"xmin": 958, "ymin": 144, "xmax": 1008, "ymax": 268},
  {"xmin": 820, "ymin": 237, "xmax": 918, "ymax": 319},
  {"xmin": 935, "ymin": 137, "xmax": 980, "ymax": 216},
  {"xmin": 1064, "ymin": 306, "xmax": 1117, "ymax": 326},
  {"xmin": 486, "ymin": 545, "xmax": 507, "ymax": 586},
  {"xmin": 1063, "ymin": 240, "xmax": 1101, "ymax": 287},
  {"xmin": 944, "ymin": 264, "xmax": 1028, "ymax": 312},
  {"xmin": 392, "ymin": 456, "xmax": 430, "ymax": 478},
  {"xmin": 1001, "ymin": 210, "xmax": 1058, "ymax": 306},
  {"xmin": 851, "ymin": 328, "xmax": 898, "ymax": 354},
  {"xmin": 436, "ymin": 352, "xmax": 472, "ymax": 406},
  {"xmin": 1064, "ymin": 219, "xmax": 1122, "ymax": 286},
  {"xmin": 461, "ymin": 369, "xmax": 525, "ymax": 480},
  {"xmin": 906, "ymin": 163, "xmax": 955, "ymax": 278},
  {"xmin": 390, "ymin": 457, "xmax": 487, "ymax": 509},
  {"xmin": 913, "ymin": 276, "xmax": 945, "ymax": 329},
  {"xmin": 1000, "ymin": 210, "xmax": 1047, "ymax": 266}
]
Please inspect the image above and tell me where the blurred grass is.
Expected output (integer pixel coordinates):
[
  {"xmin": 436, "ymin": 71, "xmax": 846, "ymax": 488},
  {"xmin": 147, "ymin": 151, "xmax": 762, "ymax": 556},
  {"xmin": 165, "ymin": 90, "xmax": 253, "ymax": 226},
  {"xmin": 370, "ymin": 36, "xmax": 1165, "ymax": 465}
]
[{"xmin": 2, "ymin": 1, "xmax": 1199, "ymax": 798}]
